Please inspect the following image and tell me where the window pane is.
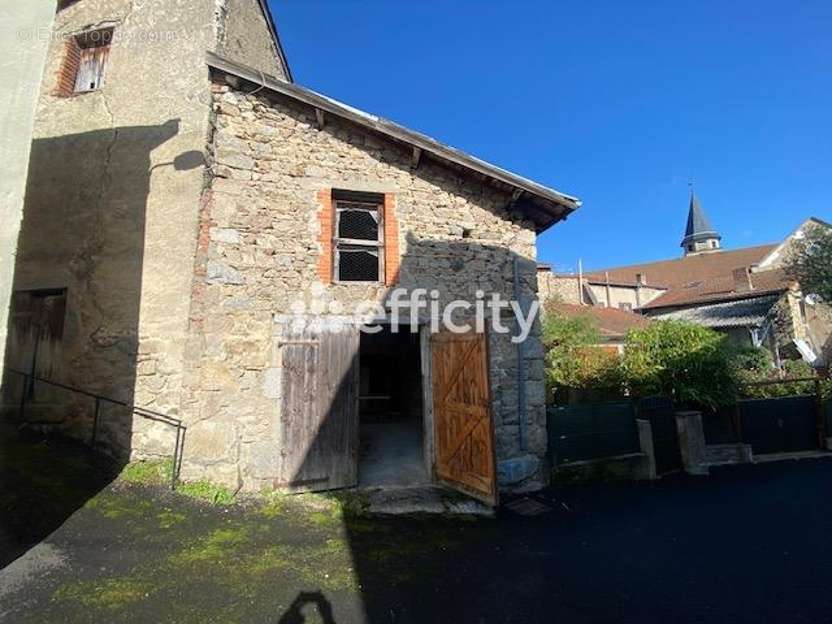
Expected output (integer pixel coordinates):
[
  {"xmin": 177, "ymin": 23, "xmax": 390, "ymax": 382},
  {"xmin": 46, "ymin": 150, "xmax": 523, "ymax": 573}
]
[
  {"xmin": 337, "ymin": 203, "xmax": 379, "ymax": 241},
  {"xmin": 338, "ymin": 248, "xmax": 379, "ymax": 282}
]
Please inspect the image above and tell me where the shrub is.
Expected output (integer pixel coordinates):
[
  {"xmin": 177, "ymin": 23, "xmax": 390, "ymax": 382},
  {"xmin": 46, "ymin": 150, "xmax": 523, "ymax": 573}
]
[
  {"xmin": 621, "ymin": 320, "xmax": 739, "ymax": 410},
  {"xmin": 542, "ymin": 311, "xmax": 623, "ymax": 403},
  {"xmin": 785, "ymin": 223, "xmax": 832, "ymax": 304},
  {"xmin": 732, "ymin": 346, "xmax": 825, "ymax": 398}
]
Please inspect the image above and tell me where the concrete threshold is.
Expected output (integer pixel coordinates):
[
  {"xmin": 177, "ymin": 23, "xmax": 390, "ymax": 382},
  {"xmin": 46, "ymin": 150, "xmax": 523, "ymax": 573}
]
[
  {"xmin": 360, "ymin": 484, "xmax": 493, "ymax": 516},
  {"xmin": 753, "ymin": 450, "xmax": 832, "ymax": 464}
]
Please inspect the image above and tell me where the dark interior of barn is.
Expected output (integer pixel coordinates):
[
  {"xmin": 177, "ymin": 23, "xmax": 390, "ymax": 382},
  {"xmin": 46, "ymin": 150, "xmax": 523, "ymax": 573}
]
[{"xmin": 357, "ymin": 326, "xmax": 428, "ymax": 487}]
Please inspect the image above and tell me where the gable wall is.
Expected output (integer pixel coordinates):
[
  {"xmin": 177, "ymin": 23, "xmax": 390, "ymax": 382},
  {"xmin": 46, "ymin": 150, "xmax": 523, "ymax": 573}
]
[
  {"xmin": 219, "ymin": 0, "xmax": 288, "ymax": 79},
  {"xmin": 176, "ymin": 74, "xmax": 549, "ymax": 492}
]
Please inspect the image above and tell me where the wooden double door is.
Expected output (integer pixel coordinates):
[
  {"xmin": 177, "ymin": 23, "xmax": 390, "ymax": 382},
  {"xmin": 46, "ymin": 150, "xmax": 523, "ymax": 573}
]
[{"xmin": 276, "ymin": 325, "xmax": 497, "ymax": 505}]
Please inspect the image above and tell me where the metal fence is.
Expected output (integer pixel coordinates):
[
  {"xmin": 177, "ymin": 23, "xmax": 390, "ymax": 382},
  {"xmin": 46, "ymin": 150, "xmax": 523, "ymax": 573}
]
[
  {"xmin": 827, "ymin": 400, "xmax": 832, "ymax": 440},
  {"xmin": 547, "ymin": 401, "xmax": 640, "ymax": 466},
  {"xmin": 702, "ymin": 377, "xmax": 829, "ymax": 456}
]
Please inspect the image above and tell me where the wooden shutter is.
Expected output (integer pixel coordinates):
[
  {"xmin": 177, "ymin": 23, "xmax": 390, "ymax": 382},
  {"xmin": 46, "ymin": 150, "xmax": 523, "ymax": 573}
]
[
  {"xmin": 74, "ymin": 45, "xmax": 109, "ymax": 92},
  {"xmin": 276, "ymin": 325, "xmax": 359, "ymax": 492},
  {"xmin": 431, "ymin": 329, "xmax": 498, "ymax": 505}
]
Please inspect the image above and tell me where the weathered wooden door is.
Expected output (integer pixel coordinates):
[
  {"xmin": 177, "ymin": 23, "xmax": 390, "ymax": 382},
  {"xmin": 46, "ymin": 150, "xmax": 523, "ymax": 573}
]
[
  {"xmin": 431, "ymin": 329, "xmax": 498, "ymax": 505},
  {"xmin": 277, "ymin": 326, "xmax": 360, "ymax": 492}
]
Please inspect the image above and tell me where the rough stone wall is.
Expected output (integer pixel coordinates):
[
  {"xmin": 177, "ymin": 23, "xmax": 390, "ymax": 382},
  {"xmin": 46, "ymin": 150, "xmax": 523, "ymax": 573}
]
[
  {"xmin": 0, "ymin": 2, "xmax": 55, "ymax": 380},
  {"xmin": 6, "ymin": 0, "xmax": 218, "ymax": 457},
  {"xmin": 769, "ymin": 291, "xmax": 800, "ymax": 354},
  {"xmin": 537, "ymin": 272, "xmax": 582, "ymax": 306},
  {"xmin": 177, "ymin": 74, "xmax": 549, "ymax": 492},
  {"xmin": 218, "ymin": 0, "xmax": 288, "ymax": 79},
  {"xmin": 805, "ymin": 302, "xmax": 832, "ymax": 367}
]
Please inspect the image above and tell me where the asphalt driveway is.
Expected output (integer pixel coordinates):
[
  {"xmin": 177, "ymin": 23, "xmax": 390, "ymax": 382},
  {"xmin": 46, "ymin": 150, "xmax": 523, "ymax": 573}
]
[{"xmin": 2, "ymin": 427, "xmax": 832, "ymax": 623}]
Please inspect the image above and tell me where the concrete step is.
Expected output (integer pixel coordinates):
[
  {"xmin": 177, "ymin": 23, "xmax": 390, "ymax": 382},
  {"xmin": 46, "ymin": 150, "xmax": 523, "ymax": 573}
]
[{"xmin": 361, "ymin": 484, "xmax": 493, "ymax": 516}]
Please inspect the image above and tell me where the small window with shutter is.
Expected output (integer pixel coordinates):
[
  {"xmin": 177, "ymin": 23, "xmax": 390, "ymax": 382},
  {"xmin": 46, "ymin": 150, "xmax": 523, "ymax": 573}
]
[
  {"xmin": 333, "ymin": 191, "xmax": 384, "ymax": 283},
  {"xmin": 56, "ymin": 27, "xmax": 113, "ymax": 97},
  {"xmin": 73, "ymin": 29, "xmax": 112, "ymax": 93}
]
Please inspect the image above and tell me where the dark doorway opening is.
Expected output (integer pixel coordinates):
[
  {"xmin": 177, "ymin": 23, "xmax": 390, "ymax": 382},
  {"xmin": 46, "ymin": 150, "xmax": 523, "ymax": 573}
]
[{"xmin": 358, "ymin": 326, "xmax": 428, "ymax": 487}]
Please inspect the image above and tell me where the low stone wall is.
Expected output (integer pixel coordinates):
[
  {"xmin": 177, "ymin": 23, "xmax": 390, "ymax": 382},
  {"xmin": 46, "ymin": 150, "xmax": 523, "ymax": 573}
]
[
  {"xmin": 675, "ymin": 411, "xmax": 709, "ymax": 476},
  {"xmin": 705, "ymin": 443, "xmax": 754, "ymax": 466}
]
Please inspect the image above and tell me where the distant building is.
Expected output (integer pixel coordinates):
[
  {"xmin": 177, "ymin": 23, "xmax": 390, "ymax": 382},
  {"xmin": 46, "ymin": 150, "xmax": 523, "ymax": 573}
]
[
  {"xmin": 546, "ymin": 303, "xmax": 650, "ymax": 354},
  {"xmin": 681, "ymin": 191, "xmax": 722, "ymax": 256},
  {"xmin": 539, "ymin": 192, "xmax": 832, "ymax": 367}
]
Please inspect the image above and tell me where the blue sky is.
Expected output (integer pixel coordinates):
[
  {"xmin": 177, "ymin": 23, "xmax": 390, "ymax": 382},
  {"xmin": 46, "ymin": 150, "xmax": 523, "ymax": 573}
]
[{"xmin": 270, "ymin": 1, "xmax": 831, "ymax": 273}]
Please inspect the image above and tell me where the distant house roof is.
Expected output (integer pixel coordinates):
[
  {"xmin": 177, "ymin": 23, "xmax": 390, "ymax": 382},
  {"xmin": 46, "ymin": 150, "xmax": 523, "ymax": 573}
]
[
  {"xmin": 583, "ymin": 244, "xmax": 776, "ymax": 289},
  {"xmin": 642, "ymin": 268, "xmax": 792, "ymax": 310},
  {"xmin": 206, "ymin": 53, "xmax": 582, "ymax": 233},
  {"xmin": 550, "ymin": 303, "xmax": 651, "ymax": 339},
  {"xmin": 649, "ymin": 294, "xmax": 780, "ymax": 329},
  {"xmin": 681, "ymin": 192, "xmax": 721, "ymax": 248},
  {"xmin": 756, "ymin": 217, "xmax": 832, "ymax": 270}
]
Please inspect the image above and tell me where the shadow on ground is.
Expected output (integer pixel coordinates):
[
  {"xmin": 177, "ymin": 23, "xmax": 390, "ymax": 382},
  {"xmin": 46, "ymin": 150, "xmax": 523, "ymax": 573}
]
[
  {"xmin": 0, "ymin": 424, "xmax": 118, "ymax": 569},
  {"xmin": 3, "ymin": 428, "xmax": 832, "ymax": 623}
]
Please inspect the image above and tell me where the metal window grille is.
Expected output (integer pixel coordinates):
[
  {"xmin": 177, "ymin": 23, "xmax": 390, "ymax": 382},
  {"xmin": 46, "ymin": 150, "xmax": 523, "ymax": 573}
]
[{"xmin": 334, "ymin": 198, "xmax": 383, "ymax": 282}]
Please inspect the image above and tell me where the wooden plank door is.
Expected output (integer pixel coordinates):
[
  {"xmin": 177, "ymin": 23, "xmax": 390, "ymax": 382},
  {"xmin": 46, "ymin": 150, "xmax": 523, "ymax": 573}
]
[
  {"xmin": 277, "ymin": 326, "xmax": 360, "ymax": 492},
  {"xmin": 431, "ymin": 329, "xmax": 498, "ymax": 505}
]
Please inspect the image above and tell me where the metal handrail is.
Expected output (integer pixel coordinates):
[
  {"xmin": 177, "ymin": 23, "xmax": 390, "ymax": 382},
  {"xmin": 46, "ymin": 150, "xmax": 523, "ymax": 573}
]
[
  {"xmin": 742, "ymin": 376, "xmax": 821, "ymax": 388},
  {"xmin": 4, "ymin": 367, "xmax": 185, "ymax": 489}
]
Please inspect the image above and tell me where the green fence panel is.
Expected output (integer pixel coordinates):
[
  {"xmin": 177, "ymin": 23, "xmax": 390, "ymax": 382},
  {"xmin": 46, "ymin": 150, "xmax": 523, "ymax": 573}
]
[
  {"xmin": 547, "ymin": 401, "xmax": 640, "ymax": 465},
  {"xmin": 739, "ymin": 395, "xmax": 817, "ymax": 455},
  {"xmin": 826, "ymin": 399, "xmax": 832, "ymax": 437},
  {"xmin": 702, "ymin": 405, "xmax": 739, "ymax": 445}
]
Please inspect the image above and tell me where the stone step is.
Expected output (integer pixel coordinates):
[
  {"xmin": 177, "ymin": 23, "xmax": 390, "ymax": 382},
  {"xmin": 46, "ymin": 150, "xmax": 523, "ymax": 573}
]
[{"xmin": 361, "ymin": 484, "xmax": 493, "ymax": 516}]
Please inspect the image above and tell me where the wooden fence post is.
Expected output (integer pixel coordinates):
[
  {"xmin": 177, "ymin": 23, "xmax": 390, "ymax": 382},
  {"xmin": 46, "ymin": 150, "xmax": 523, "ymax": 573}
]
[{"xmin": 814, "ymin": 379, "xmax": 825, "ymax": 450}]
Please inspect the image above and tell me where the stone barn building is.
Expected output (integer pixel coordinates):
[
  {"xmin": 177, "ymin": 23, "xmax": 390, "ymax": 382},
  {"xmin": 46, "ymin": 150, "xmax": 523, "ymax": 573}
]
[{"xmin": 2, "ymin": 1, "xmax": 580, "ymax": 503}]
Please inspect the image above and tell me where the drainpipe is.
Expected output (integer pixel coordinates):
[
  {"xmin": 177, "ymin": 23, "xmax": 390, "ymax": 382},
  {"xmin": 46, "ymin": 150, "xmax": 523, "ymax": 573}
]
[
  {"xmin": 513, "ymin": 257, "xmax": 527, "ymax": 452},
  {"xmin": 605, "ymin": 271, "xmax": 612, "ymax": 307}
]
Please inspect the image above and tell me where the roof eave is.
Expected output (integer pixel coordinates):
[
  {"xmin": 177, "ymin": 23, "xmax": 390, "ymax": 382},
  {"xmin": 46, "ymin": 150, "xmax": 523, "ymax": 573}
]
[
  {"xmin": 205, "ymin": 52, "xmax": 581, "ymax": 232},
  {"xmin": 643, "ymin": 287, "xmax": 788, "ymax": 311}
]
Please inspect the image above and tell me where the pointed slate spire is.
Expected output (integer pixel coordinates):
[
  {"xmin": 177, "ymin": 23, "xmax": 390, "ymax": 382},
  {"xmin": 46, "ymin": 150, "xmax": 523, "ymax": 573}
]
[{"xmin": 681, "ymin": 190, "xmax": 721, "ymax": 255}]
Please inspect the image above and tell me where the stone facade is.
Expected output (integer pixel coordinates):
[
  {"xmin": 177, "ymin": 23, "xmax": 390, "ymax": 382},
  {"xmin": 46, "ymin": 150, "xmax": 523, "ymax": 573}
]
[
  {"xmin": 174, "ymin": 73, "xmax": 550, "ymax": 492},
  {"xmin": 537, "ymin": 271, "xmax": 582, "ymax": 306},
  {"xmin": 2, "ymin": 1, "xmax": 288, "ymax": 457},
  {"xmin": 3, "ymin": 3, "xmax": 567, "ymax": 498},
  {"xmin": 535, "ymin": 269, "xmax": 667, "ymax": 312}
]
